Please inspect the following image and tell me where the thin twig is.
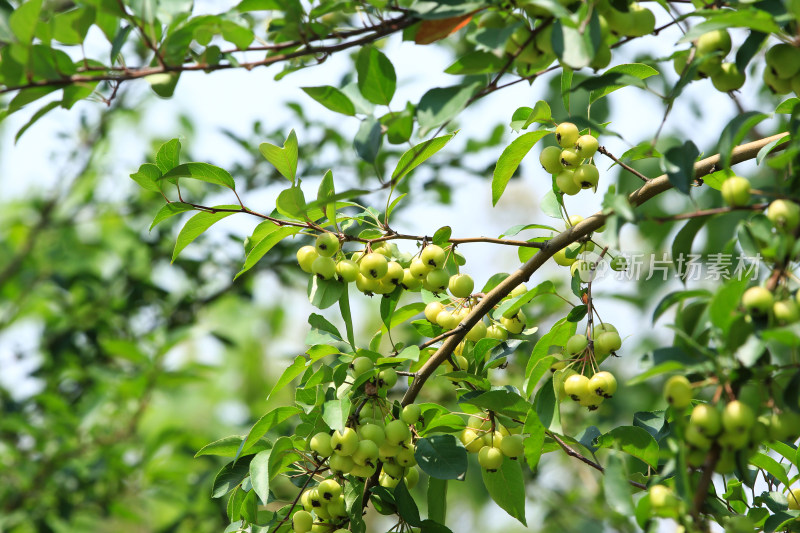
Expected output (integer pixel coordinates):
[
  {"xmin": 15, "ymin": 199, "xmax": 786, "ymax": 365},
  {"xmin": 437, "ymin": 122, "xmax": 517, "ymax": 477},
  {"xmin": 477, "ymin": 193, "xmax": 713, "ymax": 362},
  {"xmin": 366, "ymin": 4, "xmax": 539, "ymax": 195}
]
[{"xmin": 598, "ymin": 146, "xmax": 650, "ymax": 182}]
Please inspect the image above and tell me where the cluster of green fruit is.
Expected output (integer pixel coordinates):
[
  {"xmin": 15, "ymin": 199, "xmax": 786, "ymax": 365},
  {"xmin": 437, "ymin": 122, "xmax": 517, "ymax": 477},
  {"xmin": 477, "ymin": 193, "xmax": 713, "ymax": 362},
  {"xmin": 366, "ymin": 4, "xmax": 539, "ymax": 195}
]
[
  {"xmin": 297, "ymin": 235, "xmax": 474, "ymax": 298},
  {"xmin": 549, "ymin": 325, "xmax": 622, "ymax": 410},
  {"xmin": 423, "ymin": 286, "xmax": 525, "ymax": 342},
  {"xmin": 720, "ymin": 176, "xmax": 800, "ymax": 231},
  {"xmin": 294, "ymin": 401, "xmax": 423, "ymax": 533},
  {"xmin": 457, "ymin": 415, "xmax": 526, "ymax": 472},
  {"xmin": 763, "ymin": 43, "xmax": 800, "ymax": 95},
  {"xmin": 663, "ymin": 376, "xmax": 800, "ymax": 474},
  {"xmin": 742, "ymin": 284, "xmax": 800, "ymax": 325},
  {"xmin": 673, "ymin": 29, "xmax": 745, "ymax": 92},
  {"xmin": 504, "ymin": 1, "xmax": 655, "ymax": 71},
  {"xmin": 539, "ymin": 123, "xmax": 601, "ymax": 196}
]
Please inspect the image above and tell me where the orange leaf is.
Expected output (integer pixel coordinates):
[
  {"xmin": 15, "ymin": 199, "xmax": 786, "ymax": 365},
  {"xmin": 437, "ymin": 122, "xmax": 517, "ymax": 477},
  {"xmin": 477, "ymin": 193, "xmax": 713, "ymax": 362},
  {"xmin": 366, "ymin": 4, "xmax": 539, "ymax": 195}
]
[{"xmin": 414, "ymin": 15, "xmax": 473, "ymax": 45}]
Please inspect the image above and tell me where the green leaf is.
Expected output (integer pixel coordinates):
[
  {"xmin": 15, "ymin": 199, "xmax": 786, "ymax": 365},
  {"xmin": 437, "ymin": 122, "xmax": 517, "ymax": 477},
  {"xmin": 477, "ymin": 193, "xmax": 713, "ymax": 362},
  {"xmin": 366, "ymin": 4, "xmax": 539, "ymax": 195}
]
[
  {"xmin": 212, "ymin": 456, "xmax": 253, "ymax": 498},
  {"xmin": 156, "ymin": 139, "xmax": 181, "ymax": 173},
  {"xmin": 275, "ymin": 186, "xmax": 307, "ymax": 220},
  {"xmin": 574, "ymin": 63, "xmax": 660, "ymax": 104},
  {"xmin": 130, "ymin": 163, "xmax": 164, "ymax": 193},
  {"xmin": 561, "ymin": 68, "xmax": 573, "ymax": 114},
  {"xmin": 339, "ymin": 285, "xmax": 356, "ymax": 349},
  {"xmin": 146, "ymin": 72, "xmax": 180, "ymax": 98},
  {"xmin": 10, "ymin": 0, "xmax": 42, "ymax": 43},
  {"xmin": 14, "ymin": 100, "xmax": 59, "ymax": 143},
  {"xmin": 235, "ymin": 226, "xmax": 301, "ymax": 280},
  {"xmin": 354, "ymin": 117, "xmax": 382, "ymax": 163},
  {"xmin": 491, "ymin": 131, "xmax": 551, "ymax": 206},
  {"xmin": 414, "ymin": 435, "xmax": 468, "ymax": 480},
  {"xmin": 523, "ymin": 409, "xmax": 545, "ymax": 471},
  {"xmin": 595, "ymin": 426, "xmax": 659, "ymax": 469},
  {"xmin": 150, "ymin": 202, "xmax": 194, "ymax": 230},
  {"xmin": 173, "ymin": 208, "xmax": 237, "ymax": 261},
  {"xmin": 433, "ymin": 226, "xmax": 452, "ymax": 245},
  {"xmin": 308, "ymin": 277, "xmax": 344, "ymax": 310},
  {"xmin": 445, "ymin": 51, "xmax": 505, "ymax": 75},
  {"xmin": 603, "ymin": 453, "xmax": 635, "ymax": 515},
  {"xmin": 394, "ymin": 482, "xmax": 422, "ymax": 527},
  {"xmin": 427, "ymin": 477, "xmax": 447, "ymax": 524},
  {"xmin": 750, "ymin": 452, "xmax": 791, "ymax": 488},
  {"xmin": 481, "ymin": 458, "xmax": 527, "ymax": 526},
  {"xmin": 672, "ymin": 217, "xmax": 706, "ymax": 282},
  {"xmin": 356, "ymin": 46, "xmax": 396, "ymax": 106},
  {"xmin": 161, "ymin": 163, "xmax": 236, "ymax": 190},
  {"xmin": 259, "ymin": 130, "xmax": 298, "ymax": 182},
  {"xmin": 552, "ymin": 20, "xmax": 595, "ymax": 69},
  {"xmin": 195, "ymin": 436, "xmax": 269, "ymax": 458},
  {"xmin": 240, "ymin": 406, "xmax": 302, "ymax": 456},
  {"xmin": 266, "ymin": 355, "xmax": 307, "ymax": 402},
  {"xmin": 301, "ymin": 86, "xmax": 356, "ymax": 116},
  {"xmin": 417, "ymin": 82, "xmax": 481, "ymax": 129},
  {"xmin": 522, "ymin": 100, "xmax": 552, "ymax": 129},
  {"xmin": 391, "ymin": 132, "xmax": 456, "ymax": 184},
  {"xmin": 678, "ymin": 10, "xmax": 781, "ymax": 43},
  {"xmin": 718, "ymin": 112, "xmax": 769, "ymax": 168},
  {"xmin": 709, "ymin": 278, "xmax": 747, "ymax": 334},
  {"xmin": 661, "ymin": 140, "xmax": 699, "ymax": 195},
  {"xmin": 776, "ymin": 98, "xmax": 799, "ymax": 114},
  {"xmin": 322, "ymin": 398, "xmax": 351, "ymax": 432},
  {"xmin": 459, "ymin": 388, "xmax": 530, "ymax": 419}
]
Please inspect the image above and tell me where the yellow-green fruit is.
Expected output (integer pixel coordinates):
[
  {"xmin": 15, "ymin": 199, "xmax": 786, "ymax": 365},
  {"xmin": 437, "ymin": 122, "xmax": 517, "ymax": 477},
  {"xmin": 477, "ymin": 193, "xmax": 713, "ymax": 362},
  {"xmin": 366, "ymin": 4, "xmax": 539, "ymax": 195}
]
[
  {"xmin": 722, "ymin": 400, "xmax": 755, "ymax": 433},
  {"xmin": 297, "ymin": 245, "xmax": 319, "ymax": 273},
  {"xmin": 312, "ymin": 256, "xmax": 337, "ymax": 280},
  {"xmin": 590, "ymin": 44, "xmax": 612, "ymax": 70},
  {"xmin": 540, "ymin": 145, "xmax": 564, "ymax": 174},
  {"xmin": 560, "ymin": 148, "xmax": 582, "ymax": 169},
  {"xmin": 401, "ymin": 268, "xmax": 422, "ymax": 290},
  {"xmin": 575, "ymin": 135, "xmax": 599, "ymax": 159},
  {"xmin": 627, "ymin": 4, "xmax": 655, "ymax": 36},
  {"xmin": 486, "ymin": 324, "xmax": 508, "ymax": 341},
  {"xmin": 336, "ymin": 259, "xmax": 360, "ymax": 282},
  {"xmin": 505, "ymin": 27, "xmax": 543, "ymax": 65},
  {"xmin": 409, "ymin": 257, "xmax": 432, "ymax": 279},
  {"xmin": 649, "ymin": 484, "xmax": 677, "ymax": 514},
  {"xmin": 696, "ymin": 29, "xmax": 731, "ymax": 57},
  {"xmin": 318, "ymin": 479, "xmax": 342, "ymax": 501},
  {"xmin": 499, "ymin": 434, "xmax": 525, "ymax": 459},
  {"xmin": 500, "ymin": 311, "xmax": 525, "ymax": 334},
  {"xmin": 556, "ymin": 170, "xmax": 581, "ymax": 195},
  {"xmin": 588, "ymin": 371, "xmax": 617, "ymax": 398},
  {"xmin": 764, "ymin": 67, "xmax": 792, "ymax": 94},
  {"xmin": 742, "ymin": 286, "xmax": 774, "ymax": 314},
  {"xmin": 720, "ymin": 176, "xmax": 751, "ymax": 207},
  {"xmin": 401, "ymin": 404, "xmax": 421, "ymax": 425},
  {"xmin": 573, "ymin": 164, "xmax": 600, "ymax": 189},
  {"xmin": 425, "ymin": 268, "xmax": 451, "ymax": 293},
  {"xmin": 315, "ymin": 232, "xmax": 340, "ymax": 257},
  {"xmin": 664, "ymin": 375, "xmax": 692, "ymax": 409},
  {"xmin": 384, "ymin": 419, "xmax": 411, "ymax": 445},
  {"xmin": 604, "ymin": 7, "xmax": 635, "ymax": 36},
  {"xmin": 355, "ymin": 273, "xmax": 380, "ymax": 294},
  {"xmin": 767, "ymin": 199, "xmax": 800, "ymax": 231},
  {"xmin": 466, "ymin": 320, "xmax": 488, "ymax": 342},
  {"xmin": 384, "ymin": 260, "xmax": 404, "ymax": 285},
  {"xmin": 425, "ymin": 301, "xmax": 445, "ymax": 324},
  {"xmin": 310, "ymin": 432, "xmax": 333, "ymax": 457},
  {"xmin": 564, "ymin": 374, "xmax": 590, "ymax": 401},
  {"xmin": 460, "ymin": 428, "xmax": 485, "ymax": 453},
  {"xmin": 360, "ymin": 252, "xmax": 389, "ymax": 279},
  {"xmin": 773, "ymin": 300, "xmax": 800, "ymax": 325},
  {"xmin": 690, "ymin": 403, "xmax": 722, "ymax": 436},
  {"xmin": 555, "ymin": 122, "xmax": 580, "ymax": 148},
  {"xmin": 449, "ymin": 273, "xmax": 474, "ymax": 298},
  {"xmin": 331, "ymin": 427, "xmax": 359, "ymax": 456},
  {"xmin": 478, "ymin": 445, "xmax": 504, "ymax": 471},
  {"xmin": 766, "ymin": 43, "xmax": 800, "ymax": 79},
  {"xmin": 787, "ymin": 488, "xmax": 800, "ymax": 510},
  {"xmin": 711, "ymin": 62, "xmax": 745, "ymax": 92},
  {"xmin": 292, "ymin": 510, "xmax": 314, "ymax": 533},
  {"xmin": 421, "ymin": 244, "xmax": 446, "ymax": 269}
]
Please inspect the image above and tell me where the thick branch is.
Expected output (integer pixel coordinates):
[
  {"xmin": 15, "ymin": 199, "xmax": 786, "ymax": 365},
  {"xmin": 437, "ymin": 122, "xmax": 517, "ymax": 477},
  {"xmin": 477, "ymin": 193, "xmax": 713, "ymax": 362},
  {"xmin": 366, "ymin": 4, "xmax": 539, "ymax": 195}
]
[{"xmin": 401, "ymin": 133, "xmax": 789, "ymax": 406}]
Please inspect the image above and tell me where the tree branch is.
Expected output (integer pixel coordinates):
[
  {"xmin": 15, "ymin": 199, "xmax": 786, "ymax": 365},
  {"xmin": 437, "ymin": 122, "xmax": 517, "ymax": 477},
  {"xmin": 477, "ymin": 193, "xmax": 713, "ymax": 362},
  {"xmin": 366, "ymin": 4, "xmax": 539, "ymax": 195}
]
[
  {"xmin": 400, "ymin": 133, "xmax": 789, "ymax": 407},
  {"xmin": 548, "ymin": 431, "xmax": 647, "ymax": 490}
]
